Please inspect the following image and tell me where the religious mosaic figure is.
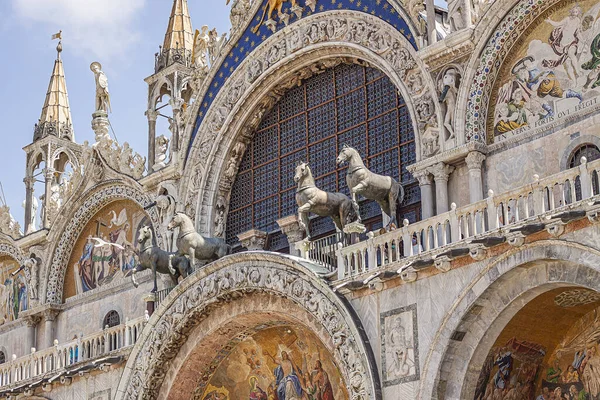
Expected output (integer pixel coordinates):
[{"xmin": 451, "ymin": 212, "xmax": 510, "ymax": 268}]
[{"xmin": 90, "ymin": 61, "xmax": 111, "ymax": 113}]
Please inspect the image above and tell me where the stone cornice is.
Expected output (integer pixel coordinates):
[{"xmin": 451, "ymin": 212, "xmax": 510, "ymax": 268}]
[
  {"xmin": 418, "ymin": 28, "xmax": 475, "ymax": 71},
  {"xmin": 407, "ymin": 141, "xmax": 487, "ymax": 173},
  {"xmin": 139, "ymin": 163, "xmax": 181, "ymax": 190}
]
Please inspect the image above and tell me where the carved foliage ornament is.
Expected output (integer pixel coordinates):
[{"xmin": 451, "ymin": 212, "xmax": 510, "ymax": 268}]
[
  {"xmin": 122, "ymin": 260, "xmax": 375, "ymax": 400},
  {"xmin": 44, "ymin": 185, "xmax": 161, "ymax": 304}
]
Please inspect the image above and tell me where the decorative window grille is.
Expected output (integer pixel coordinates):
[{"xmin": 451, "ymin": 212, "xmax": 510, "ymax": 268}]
[
  {"xmin": 103, "ymin": 310, "xmax": 120, "ymax": 328},
  {"xmin": 226, "ymin": 63, "xmax": 421, "ymax": 251},
  {"xmin": 569, "ymin": 144, "xmax": 600, "ymax": 168}
]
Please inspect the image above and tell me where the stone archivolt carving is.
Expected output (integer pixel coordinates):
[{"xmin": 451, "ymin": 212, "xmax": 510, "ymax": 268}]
[
  {"xmin": 119, "ymin": 255, "xmax": 377, "ymax": 400},
  {"xmin": 94, "ymin": 136, "xmax": 146, "ymax": 180},
  {"xmin": 44, "ymin": 185, "xmax": 161, "ymax": 304},
  {"xmin": 182, "ymin": 11, "xmax": 439, "ymax": 232},
  {"xmin": 0, "ymin": 206, "xmax": 21, "ymax": 239}
]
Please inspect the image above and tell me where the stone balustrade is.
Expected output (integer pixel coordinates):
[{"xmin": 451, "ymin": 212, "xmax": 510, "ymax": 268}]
[
  {"xmin": 335, "ymin": 157, "xmax": 600, "ymax": 280},
  {"xmin": 0, "ymin": 316, "xmax": 146, "ymax": 389}
]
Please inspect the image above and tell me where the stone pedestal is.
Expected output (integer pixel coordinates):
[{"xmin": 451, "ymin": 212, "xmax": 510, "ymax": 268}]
[
  {"xmin": 91, "ymin": 112, "xmax": 110, "ymax": 142},
  {"xmin": 466, "ymin": 151, "xmax": 486, "ymax": 203},
  {"xmin": 343, "ymin": 221, "xmax": 366, "ymax": 245},
  {"xmin": 427, "ymin": 162, "xmax": 455, "ymax": 215},
  {"xmin": 277, "ymin": 215, "xmax": 305, "ymax": 256},
  {"xmin": 237, "ymin": 229, "xmax": 268, "ymax": 251}
]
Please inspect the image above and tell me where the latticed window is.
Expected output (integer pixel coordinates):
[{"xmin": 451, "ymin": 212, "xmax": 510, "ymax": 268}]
[
  {"xmin": 227, "ymin": 63, "xmax": 421, "ymax": 251},
  {"xmin": 103, "ymin": 310, "xmax": 120, "ymax": 328},
  {"xmin": 569, "ymin": 144, "xmax": 600, "ymax": 168}
]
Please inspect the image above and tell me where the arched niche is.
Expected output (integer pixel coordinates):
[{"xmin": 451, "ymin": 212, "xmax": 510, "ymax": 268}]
[
  {"xmin": 461, "ymin": 0, "xmax": 600, "ymax": 144},
  {"xmin": 62, "ymin": 199, "xmax": 151, "ymax": 299},
  {"xmin": 115, "ymin": 253, "xmax": 381, "ymax": 400},
  {"xmin": 419, "ymin": 241, "xmax": 600, "ymax": 400},
  {"xmin": 180, "ymin": 10, "xmax": 440, "ymax": 235},
  {"xmin": 43, "ymin": 183, "xmax": 161, "ymax": 304}
]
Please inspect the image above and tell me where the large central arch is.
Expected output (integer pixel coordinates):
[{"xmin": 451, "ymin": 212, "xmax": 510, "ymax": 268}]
[
  {"xmin": 179, "ymin": 10, "xmax": 441, "ymax": 236},
  {"xmin": 115, "ymin": 252, "xmax": 381, "ymax": 400}
]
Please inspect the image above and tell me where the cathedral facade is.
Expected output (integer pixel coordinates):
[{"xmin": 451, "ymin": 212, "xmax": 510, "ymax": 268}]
[{"xmin": 2, "ymin": 0, "xmax": 600, "ymax": 399}]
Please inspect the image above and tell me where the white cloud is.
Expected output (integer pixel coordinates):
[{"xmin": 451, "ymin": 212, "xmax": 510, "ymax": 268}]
[{"xmin": 12, "ymin": 0, "xmax": 146, "ymax": 60}]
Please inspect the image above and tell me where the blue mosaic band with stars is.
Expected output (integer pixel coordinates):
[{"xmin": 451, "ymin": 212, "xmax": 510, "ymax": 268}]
[{"xmin": 187, "ymin": 0, "xmax": 417, "ymax": 161}]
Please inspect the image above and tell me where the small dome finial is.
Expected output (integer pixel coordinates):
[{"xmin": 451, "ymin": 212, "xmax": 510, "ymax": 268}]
[{"xmin": 56, "ymin": 40, "xmax": 63, "ymax": 55}]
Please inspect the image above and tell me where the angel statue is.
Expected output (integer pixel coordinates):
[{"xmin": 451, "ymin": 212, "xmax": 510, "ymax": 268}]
[
  {"xmin": 90, "ymin": 61, "xmax": 111, "ymax": 113},
  {"xmin": 192, "ymin": 26, "xmax": 210, "ymax": 69}
]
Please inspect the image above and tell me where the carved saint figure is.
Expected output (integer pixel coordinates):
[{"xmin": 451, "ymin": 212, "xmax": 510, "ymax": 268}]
[
  {"xmin": 154, "ymin": 135, "xmax": 170, "ymax": 170},
  {"xmin": 227, "ymin": 0, "xmax": 250, "ymax": 33},
  {"xmin": 447, "ymin": 0, "xmax": 466, "ymax": 31},
  {"xmin": 439, "ymin": 68, "xmax": 459, "ymax": 139},
  {"xmin": 192, "ymin": 26, "xmax": 210, "ymax": 68},
  {"xmin": 90, "ymin": 62, "xmax": 111, "ymax": 113}
]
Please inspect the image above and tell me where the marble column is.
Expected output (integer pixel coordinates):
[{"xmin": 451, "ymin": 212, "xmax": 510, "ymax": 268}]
[
  {"xmin": 428, "ymin": 162, "xmax": 455, "ymax": 214},
  {"xmin": 426, "ymin": 0, "xmax": 437, "ymax": 44},
  {"xmin": 23, "ymin": 177, "xmax": 35, "ymax": 234},
  {"xmin": 43, "ymin": 309, "xmax": 60, "ymax": 350},
  {"xmin": 413, "ymin": 170, "xmax": 435, "ymax": 219},
  {"xmin": 277, "ymin": 215, "xmax": 305, "ymax": 257},
  {"xmin": 42, "ymin": 169, "xmax": 53, "ymax": 229},
  {"xmin": 169, "ymin": 97, "xmax": 185, "ymax": 159},
  {"xmin": 237, "ymin": 229, "xmax": 268, "ymax": 251},
  {"xmin": 465, "ymin": 151, "xmax": 486, "ymax": 203},
  {"xmin": 24, "ymin": 317, "xmax": 39, "ymax": 354},
  {"xmin": 146, "ymin": 109, "xmax": 159, "ymax": 174}
]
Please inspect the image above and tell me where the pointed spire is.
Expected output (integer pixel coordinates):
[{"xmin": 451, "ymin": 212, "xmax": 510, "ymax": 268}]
[
  {"xmin": 34, "ymin": 40, "xmax": 74, "ymax": 142},
  {"xmin": 156, "ymin": 0, "xmax": 194, "ymax": 71}
]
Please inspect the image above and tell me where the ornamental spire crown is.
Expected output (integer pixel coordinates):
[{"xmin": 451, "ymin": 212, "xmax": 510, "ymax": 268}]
[
  {"xmin": 34, "ymin": 40, "xmax": 74, "ymax": 142},
  {"xmin": 155, "ymin": 0, "xmax": 194, "ymax": 72}
]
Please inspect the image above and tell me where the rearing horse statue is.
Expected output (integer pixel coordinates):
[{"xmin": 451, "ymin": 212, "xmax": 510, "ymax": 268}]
[
  {"xmin": 295, "ymin": 162, "xmax": 358, "ymax": 239},
  {"xmin": 168, "ymin": 213, "xmax": 231, "ymax": 267},
  {"xmin": 336, "ymin": 145, "xmax": 404, "ymax": 229}
]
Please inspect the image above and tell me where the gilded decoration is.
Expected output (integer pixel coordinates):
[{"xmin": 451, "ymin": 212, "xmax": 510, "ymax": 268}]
[
  {"xmin": 64, "ymin": 200, "xmax": 149, "ymax": 298},
  {"xmin": 197, "ymin": 325, "xmax": 348, "ymax": 400}
]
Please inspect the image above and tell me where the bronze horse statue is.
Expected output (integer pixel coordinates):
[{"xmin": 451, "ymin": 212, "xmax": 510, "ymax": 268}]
[
  {"xmin": 167, "ymin": 212, "xmax": 231, "ymax": 267},
  {"xmin": 295, "ymin": 162, "xmax": 358, "ymax": 240},
  {"xmin": 132, "ymin": 225, "xmax": 192, "ymax": 292},
  {"xmin": 336, "ymin": 145, "xmax": 404, "ymax": 229}
]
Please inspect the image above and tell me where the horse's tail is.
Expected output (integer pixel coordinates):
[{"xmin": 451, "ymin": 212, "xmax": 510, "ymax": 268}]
[{"xmin": 391, "ymin": 178, "xmax": 404, "ymax": 205}]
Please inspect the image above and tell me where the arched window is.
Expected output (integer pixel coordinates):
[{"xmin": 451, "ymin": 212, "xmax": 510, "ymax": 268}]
[
  {"xmin": 569, "ymin": 144, "xmax": 600, "ymax": 168},
  {"xmin": 103, "ymin": 310, "xmax": 120, "ymax": 328},
  {"xmin": 0, "ymin": 351, "xmax": 5, "ymax": 364},
  {"xmin": 226, "ymin": 63, "xmax": 420, "ymax": 251}
]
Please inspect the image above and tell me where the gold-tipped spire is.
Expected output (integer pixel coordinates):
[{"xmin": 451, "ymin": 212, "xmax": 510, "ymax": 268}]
[
  {"xmin": 155, "ymin": 0, "xmax": 194, "ymax": 71},
  {"xmin": 34, "ymin": 37, "xmax": 74, "ymax": 142},
  {"xmin": 163, "ymin": 0, "xmax": 194, "ymax": 52}
]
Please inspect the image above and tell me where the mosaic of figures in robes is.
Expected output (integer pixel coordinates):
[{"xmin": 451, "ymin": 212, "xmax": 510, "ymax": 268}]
[
  {"xmin": 68, "ymin": 201, "xmax": 149, "ymax": 296},
  {"xmin": 474, "ymin": 300, "xmax": 600, "ymax": 400},
  {"xmin": 0, "ymin": 257, "xmax": 27, "ymax": 325},
  {"xmin": 199, "ymin": 326, "xmax": 347, "ymax": 400},
  {"xmin": 489, "ymin": 0, "xmax": 600, "ymax": 141}
]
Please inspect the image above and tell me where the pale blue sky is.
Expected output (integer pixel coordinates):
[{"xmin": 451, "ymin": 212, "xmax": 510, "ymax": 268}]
[{"xmin": 0, "ymin": 0, "xmax": 448, "ymax": 228}]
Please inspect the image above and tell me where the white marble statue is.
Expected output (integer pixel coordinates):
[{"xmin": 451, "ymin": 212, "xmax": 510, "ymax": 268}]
[
  {"xmin": 192, "ymin": 26, "xmax": 210, "ymax": 68},
  {"xmin": 448, "ymin": 0, "xmax": 466, "ymax": 31},
  {"xmin": 227, "ymin": 0, "xmax": 251, "ymax": 33},
  {"xmin": 439, "ymin": 68, "xmax": 459, "ymax": 139},
  {"xmin": 23, "ymin": 258, "xmax": 39, "ymax": 301},
  {"xmin": 90, "ymin": 62, "xmax": 111, "ymax": 113},
  {"xmin": 154, "ymin": 135, "xmax": 170, "ymax": 171},
  {"xmin": 22, "ymin": 191, "xmax": 38, "ymax": 233},
  {"xmin": 208, "ymin": 28, "xmax": 228, "ymax": 63}
]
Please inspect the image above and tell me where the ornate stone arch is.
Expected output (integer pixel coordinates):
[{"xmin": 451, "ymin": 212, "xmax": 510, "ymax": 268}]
[
  {"xmin": 418, "ymin": 240, "xmax": 600, "ymax": 400},
  {"xmin": 457, "ymin": 0, "xmax": 567, "ymax": 144},
  {"xmin": 0, "ymin": 241, "xmax": 25, "ymax": 265},
  {"xmin": 49, "ymin": 146, "xmax": 80, "ymax": 171},
  {"xmin": 115, "ymin": 252, "xmax": 381, "ymax": 400},
  {"xmin": 42, "ymin": 182, "xmax": 162, "ymax": 304},
  {"xmin": 148, "ymin": 76, "xmax": 174, "ymax": 110},
  {"xmin": 181, "ymin": 10, "xmax": 441, "ymax": 234}
]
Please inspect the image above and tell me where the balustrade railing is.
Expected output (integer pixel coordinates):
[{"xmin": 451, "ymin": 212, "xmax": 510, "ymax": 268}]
[
  {"xmin": 155, "ymin": 287, "xmax": 175, "ymax": 307},
  {"xmin": 303, "ymin": 232, "xmax": 346, "ymax": 272},
  {"xmin": 337, "ymin": 157, "xmax": 600, "ymax": 279},
  {"xmin": 0, "ymin": 316, "xmax": 146, "ymax": 388}
]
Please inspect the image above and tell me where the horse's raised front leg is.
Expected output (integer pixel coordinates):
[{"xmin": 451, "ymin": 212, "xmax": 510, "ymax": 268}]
[
  {"xmin": 151, "ymin": 256, "xmax": 158, "ymax": 293},
  {"xmin": 131, "ymin": 266, "xmax": 141, "ymax": 288},
  {"xmin": 188, "ymin": 248, "xmax": 196, "ymax": 271},
  {"xmin": 388, "ymin": 191, "xmax": 398, "ymax": 229},
  {"xmin": 167, "ymin": 254, "xmax": 176, "ymax": 275},
  {"xmin": 299, "ymin": 212, "xmax": 311, "ymax": 240},
  {"xmin": 350, "ymin": 191, "xmax": 362, "ymax": 223}
]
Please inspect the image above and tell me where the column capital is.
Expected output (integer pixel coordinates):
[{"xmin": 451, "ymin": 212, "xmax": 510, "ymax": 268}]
[
  {"xmin": 237, "ymin": 229, "xmax": 268, "ymax": 251},
  {"xmin": 427, "ymin": 162, "xmax": 455, "ymax": 183},
  {"xmin": 412, "ymin": 169, "xmax": 433, "ymax": 186},
  {"xmin": 43, "ymin": 308, "xmax": 60, "ymax": 322},
  {"xmin": 145, "ymin": 109, "xmax": 159, "ymax": 122},
  {"xmin": 23, "ymin": 315, "xmax": 41, "ymax": 328},
  {"xmin": 169, "ymin": 97, "xmax": 185, "ymax": 112},
  {"xmin": 277, "ymin": 215, "xmax": 305, "ymax": 244},
  {"xmin": 465, "ymin": 151, "xmax": 486, "ymax": 171}
]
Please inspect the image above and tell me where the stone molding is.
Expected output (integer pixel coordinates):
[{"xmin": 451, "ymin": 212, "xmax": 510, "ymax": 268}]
[
  {"xmin": 115, "ymin": 252, "xmax": 380, "ymax": 400},
  {"xmin": 180, "ymin": 10, "xmax": 441, "ymax": 236},
  {"xmin": 42, "ymin": 183, "xmax": 161, "ymax": 304}
]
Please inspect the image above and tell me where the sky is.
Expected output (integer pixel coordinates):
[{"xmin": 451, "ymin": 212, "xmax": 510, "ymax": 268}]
[{"xmin": 0, "ymin": 0, "xmax": 448, "ymax": 229}]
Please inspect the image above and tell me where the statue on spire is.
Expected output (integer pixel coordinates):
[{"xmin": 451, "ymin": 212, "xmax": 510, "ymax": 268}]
[{"xmin": 90, "ymin": 62, "xmax": 111, "ymax": 113}]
